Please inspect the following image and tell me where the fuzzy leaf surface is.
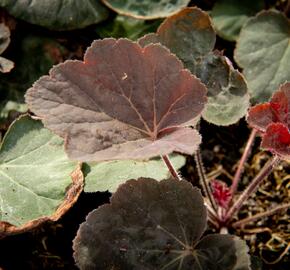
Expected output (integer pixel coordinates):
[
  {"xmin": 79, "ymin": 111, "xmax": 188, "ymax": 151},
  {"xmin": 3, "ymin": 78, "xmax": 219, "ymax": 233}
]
[
  {"xmin": 247, "ymin": 83, "xmax": 290, "ymax": 159},
  {"xmin": 195, "ymin": 52, "xmax": 249, "ymax": 125},
  {"xmin": 138, "ymin": 7, "xmax": 249, "ymax": 125},
  {"xmin": 261, "ymin": 123, "xmax": 290, "ymax": 159},
  {"xmin": 0, "ymin": 0, "xmax": 109, "ymax": 30},
  {"xmin": 26, "ymin": 38, "xmax": 206, "ymax": 162},
  {"xmin": 235, "ymin": 11, "xmax": 290, "ymax": 103},
  {"xmin": 0, "ymin": 116, "xmax": 83, "ymax": 235},
  {"xmin": 138, "ymin": 7, "xmax": 216, "ymax": 73},
  {"xmin": 84, "ymin": 154, "xmax": 185, "ymax": 192},
  {"xmin": 211, "ymin": 0, "xmax": 264, "ymax": 41},
  {"xmin": 73, "ymin": 178, "xmax": 251, "ymax": 270},
  {"xmin": 102, "ymin": 0, "xmax": 190, "ymax": 19},
  {"xmin": 247, "ymin": 83, "xmax": 290, "ymax": 132}
]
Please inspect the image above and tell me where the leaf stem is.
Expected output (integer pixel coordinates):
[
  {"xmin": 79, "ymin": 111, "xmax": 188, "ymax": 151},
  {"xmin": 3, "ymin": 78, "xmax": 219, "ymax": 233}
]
[
  {"xmin": 161, "ymin": 155, "xmax": 182, "ymax": 181},
  {"xmin": 204, "ymin": 201, "xmax": 219, "ymax": 222},
  {"xmin": 230, "ymin": 129, "xmax": 257, "ymax": 196},
  {"xmin": 194, "ymin": 149, "xmax": 218, "ymax": 212},
  {"xmin": 232, "ymin": 202, "xmax": 290, "ymax": 228},
  {"xmin": 224, "ymin": 155, "xmax": 280, "ymax": 223}
]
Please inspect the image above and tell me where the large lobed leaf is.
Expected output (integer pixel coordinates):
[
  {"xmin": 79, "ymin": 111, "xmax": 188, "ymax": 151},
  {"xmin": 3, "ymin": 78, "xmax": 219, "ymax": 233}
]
[
  {"xmin": 102, "ymin": 0, "xmax": 190, "ymax": 20},
  {"xmin": 0, "ymin": 23, "xmax": 13, "ymax": 73},
  {"xmin": 73, "ymin": 178, "xmax": 251, "ymax": 269},
  {"xmin": 138, "ymin": 7, "xmax": 249, "ymax": 126},
  {"xmin": 26, "ymin": 38, "xmax": 207, "ymax": 162},
  {"xmin": 211, "ymin": 0, "xmax": 264, "ymax": 41},
  {"xmin": 247, "ymin": 82, "xmax": 290, "ymax": 160},
  {"xmin": 0, "ymin": 0, "xmax": 109, "ymax": 31},
  {"xmin": 0, "ymin": 116, "xmax": 83, "ymax": 237},
  {"xmin": 235, "ymin": 10, "xmax": 290, "ymax": 103},
  {"xmin": 84, "ymin": 154, "xmax": 185, "ymax": 192}
]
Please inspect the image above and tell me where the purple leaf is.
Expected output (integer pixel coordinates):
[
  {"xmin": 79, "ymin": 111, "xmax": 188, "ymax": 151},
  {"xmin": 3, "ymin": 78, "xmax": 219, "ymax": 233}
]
[
  {"xmin": 25, "ymin": 38, "xmax": 207, "ymax": 161},
  {"xmin": 73, "ymin": 178, "xmax": 251, "ymax": 269}
]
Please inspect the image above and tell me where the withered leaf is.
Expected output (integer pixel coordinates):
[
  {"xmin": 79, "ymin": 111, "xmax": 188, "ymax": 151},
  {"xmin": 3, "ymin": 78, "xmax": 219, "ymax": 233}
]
[
  {"xmin": 73, "ymin": 178, "xmax": 251, "ymax": 270},
  {"xmin": 26, "ymin": 38, "xmax": 207, "ymax": 161}
]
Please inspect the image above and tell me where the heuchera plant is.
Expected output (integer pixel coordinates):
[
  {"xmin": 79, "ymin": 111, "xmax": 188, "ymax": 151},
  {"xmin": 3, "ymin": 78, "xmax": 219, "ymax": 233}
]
[
  {"xmin": 17, "ymin": 6, "xmax": 288, "ymax": 270},
  {"xmin": 25, "ymin": 37, "xmax": 251, "ymax": 269}
]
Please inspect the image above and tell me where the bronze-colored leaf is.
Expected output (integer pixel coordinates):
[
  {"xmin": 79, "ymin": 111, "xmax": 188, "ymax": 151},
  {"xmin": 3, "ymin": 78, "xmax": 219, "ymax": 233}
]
[
  {"xmin": 26, "ymin": 38, "xmax": 207, "ymax": 162},
  {"xmin": 138, "ymin": 7, "xmax": 249, "ymax": 126},
  {"xmin": 73, "ymin": 178, "xmax": 251, "ymax": 269}
]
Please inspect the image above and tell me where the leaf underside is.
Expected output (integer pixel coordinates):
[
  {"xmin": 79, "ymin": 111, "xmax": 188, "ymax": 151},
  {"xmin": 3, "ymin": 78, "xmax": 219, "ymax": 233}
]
[
  {"xmin": 102, "ymin": 0, "xmax": 191, "ymax": 20},
  {"xmin": 26, "ymin": 38, "xmax": 207, "ymax": 162},
  {"xmin": 0, "ymin": 0, "xmax": 109, "ymax": 30},
  {"xmin": 138, "ymin": 7, "xmax": 249, "ymax": 126},
  {"xmin": 0, "ymin": 116, "xmax": 83, "ymax": 237},
  {"xmin": 73, "ymin": 178, "xmax": 251, "ymax": 270},
  {"xmin": 235, "ymin": 10, "xmax": 290, "ymax": 103}
]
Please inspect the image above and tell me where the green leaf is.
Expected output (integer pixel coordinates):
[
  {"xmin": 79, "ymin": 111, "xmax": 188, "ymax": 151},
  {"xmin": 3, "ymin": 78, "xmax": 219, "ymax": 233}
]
[
  {"xmin": 102, "ymin": 0, "xmax": 190, "ymax": 19},
  {"xmin": 96, "ymin": 15, "xmax": 161, "ymax": 40},
  {"xmin": 196, "ymin": 53, "xmax": 249, "ymax": 125},
  {"xmin": 83, "ymin": 155, "xmax": 185, "ymax": 192},
  {"xmin": 235, "ymin": 10, "xmax": 290, "ymax": 103},
  {"xmin": 74, "ymin": 178, "xmax": 251, "ymax": 269},
  {"xmin": 211, "ymin": 0, "xmax": 264, "ymax": 41},
  {"xmin": 138, "ymin": 7, "xmax": 249, "ymax": 126},
  {"xmin": 0, "ymin": 0, "xmax": 109, "ymax": 30},
  {"xmin": 0, "ymin": 115, "xmax": 83, "ymax": 233}
]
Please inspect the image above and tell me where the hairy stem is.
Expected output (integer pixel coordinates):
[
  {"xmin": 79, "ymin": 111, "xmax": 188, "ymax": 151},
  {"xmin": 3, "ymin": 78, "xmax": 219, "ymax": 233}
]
[
  {"xmin": 207, "ymin": 214, "xmax": 219, "ymax": 228},
  {"xmin": 194, "ymin": 149, "xmax": 218, "ymax": 212},
  {"xmin": 161, "ymin": 155, "xmax": 182, "ymax": 181},
  {"xmin": 224, "ymin": 155, "xmax": 280, "ymax": 223},
  {"xmin": 232, "ymin": 202, "xmax": 290, "ymax": 228},
  {"xmin": 230, "ymin": 129, "xmax": 257, "ymax": 196},
  {"xmin": 205, "ymin": 201, "xmax": 219, "ymax": 222}
]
